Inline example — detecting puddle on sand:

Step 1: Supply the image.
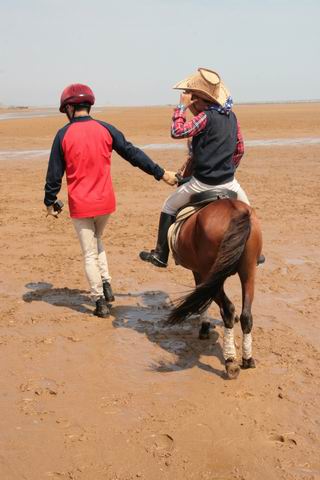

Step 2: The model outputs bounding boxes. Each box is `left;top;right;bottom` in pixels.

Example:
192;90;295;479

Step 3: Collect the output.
0;109;101;121
0;110;60;121
140;137;320;150
25;282;53;291
0;149;50;160
112;290;172;333
112;290;222;374
1;137;320;161
112;290;214;335
285;258;306;265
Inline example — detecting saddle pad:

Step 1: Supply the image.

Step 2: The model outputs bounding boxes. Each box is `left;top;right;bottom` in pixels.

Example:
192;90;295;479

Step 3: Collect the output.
168;206;201;261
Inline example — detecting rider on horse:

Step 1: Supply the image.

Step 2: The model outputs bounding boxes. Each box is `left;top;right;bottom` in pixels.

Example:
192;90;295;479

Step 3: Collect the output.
140;68;262;268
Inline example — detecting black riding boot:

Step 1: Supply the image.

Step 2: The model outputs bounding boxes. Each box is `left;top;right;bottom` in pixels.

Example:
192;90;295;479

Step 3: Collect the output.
139;212;175;268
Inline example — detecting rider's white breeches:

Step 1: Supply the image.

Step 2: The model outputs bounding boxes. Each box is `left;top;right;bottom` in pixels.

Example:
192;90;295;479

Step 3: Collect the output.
162;176;250;216
72;214;111;300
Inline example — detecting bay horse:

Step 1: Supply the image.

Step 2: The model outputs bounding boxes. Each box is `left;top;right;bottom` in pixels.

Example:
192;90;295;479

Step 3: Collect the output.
167;195;263;379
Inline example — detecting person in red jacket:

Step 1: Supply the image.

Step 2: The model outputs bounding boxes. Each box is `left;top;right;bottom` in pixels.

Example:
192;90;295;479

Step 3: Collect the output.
44;83;176;318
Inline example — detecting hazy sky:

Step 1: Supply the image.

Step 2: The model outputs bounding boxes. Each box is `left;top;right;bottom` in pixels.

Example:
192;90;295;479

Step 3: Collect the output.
0;0;319;106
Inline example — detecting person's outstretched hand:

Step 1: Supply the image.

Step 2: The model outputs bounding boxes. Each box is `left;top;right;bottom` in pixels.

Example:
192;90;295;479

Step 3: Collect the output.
162;171;178;186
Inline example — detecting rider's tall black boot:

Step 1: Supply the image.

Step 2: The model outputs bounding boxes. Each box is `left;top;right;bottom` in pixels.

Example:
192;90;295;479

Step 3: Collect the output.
139;212;175;268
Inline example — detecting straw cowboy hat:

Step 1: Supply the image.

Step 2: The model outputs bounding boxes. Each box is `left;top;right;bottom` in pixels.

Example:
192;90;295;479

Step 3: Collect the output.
173;68;230;107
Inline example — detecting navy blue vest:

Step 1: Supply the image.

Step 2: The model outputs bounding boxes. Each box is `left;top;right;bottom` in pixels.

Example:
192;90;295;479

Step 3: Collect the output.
192;109;237;185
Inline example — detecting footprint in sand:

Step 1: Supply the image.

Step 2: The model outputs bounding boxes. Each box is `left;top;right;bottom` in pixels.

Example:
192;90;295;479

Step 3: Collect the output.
269;433;297;445
146;433;175;458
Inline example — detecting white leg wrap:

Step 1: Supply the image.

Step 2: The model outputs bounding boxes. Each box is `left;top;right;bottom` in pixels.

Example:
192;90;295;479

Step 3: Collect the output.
223;327;236;360
242;333;252;360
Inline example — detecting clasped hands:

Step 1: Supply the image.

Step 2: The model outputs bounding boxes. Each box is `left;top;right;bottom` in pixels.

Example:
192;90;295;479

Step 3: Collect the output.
162;170;179;186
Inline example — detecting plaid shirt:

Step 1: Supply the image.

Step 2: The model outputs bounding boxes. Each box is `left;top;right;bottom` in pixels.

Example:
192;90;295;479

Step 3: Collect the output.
232;120;244;168
171;105;244;168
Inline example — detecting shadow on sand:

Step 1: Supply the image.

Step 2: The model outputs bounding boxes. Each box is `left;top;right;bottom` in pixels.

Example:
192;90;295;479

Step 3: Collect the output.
22;284;226;378
23;282;93;315
112;290;226;378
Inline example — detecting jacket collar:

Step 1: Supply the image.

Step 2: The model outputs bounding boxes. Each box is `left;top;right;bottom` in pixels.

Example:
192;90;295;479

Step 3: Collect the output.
71;115;92;123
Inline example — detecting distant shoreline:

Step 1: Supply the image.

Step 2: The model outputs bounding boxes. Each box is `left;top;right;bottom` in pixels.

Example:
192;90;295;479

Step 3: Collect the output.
1;99;320;110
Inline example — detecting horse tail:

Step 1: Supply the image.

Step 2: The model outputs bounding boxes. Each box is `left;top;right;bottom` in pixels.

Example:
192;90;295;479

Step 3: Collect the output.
167;210;251;324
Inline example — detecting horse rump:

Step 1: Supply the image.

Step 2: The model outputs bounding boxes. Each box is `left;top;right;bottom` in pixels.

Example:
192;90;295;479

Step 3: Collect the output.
167;210;251;324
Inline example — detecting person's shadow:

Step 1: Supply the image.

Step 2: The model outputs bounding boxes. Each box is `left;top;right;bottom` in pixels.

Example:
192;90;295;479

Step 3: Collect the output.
111;290;226;378
23;282;93;315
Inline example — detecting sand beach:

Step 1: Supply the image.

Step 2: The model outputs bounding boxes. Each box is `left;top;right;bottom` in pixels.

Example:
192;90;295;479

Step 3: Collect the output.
0;103;319;480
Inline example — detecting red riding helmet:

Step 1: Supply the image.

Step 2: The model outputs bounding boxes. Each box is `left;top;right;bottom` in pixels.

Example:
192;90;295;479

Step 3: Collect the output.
59;83;95;113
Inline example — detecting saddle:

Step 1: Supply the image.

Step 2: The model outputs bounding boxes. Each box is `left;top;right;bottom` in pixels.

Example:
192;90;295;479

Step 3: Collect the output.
168;188;237;263
186;188;237;208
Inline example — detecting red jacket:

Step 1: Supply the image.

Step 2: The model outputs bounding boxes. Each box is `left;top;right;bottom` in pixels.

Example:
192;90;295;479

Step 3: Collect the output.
44;116;164;218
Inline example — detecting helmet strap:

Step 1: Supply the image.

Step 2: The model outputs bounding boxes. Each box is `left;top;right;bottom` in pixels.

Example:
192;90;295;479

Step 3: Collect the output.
65;105;75;121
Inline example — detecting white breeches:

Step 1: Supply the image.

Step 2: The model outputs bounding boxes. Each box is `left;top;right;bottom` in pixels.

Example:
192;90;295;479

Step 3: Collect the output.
162;176;250;216
72;214;111;300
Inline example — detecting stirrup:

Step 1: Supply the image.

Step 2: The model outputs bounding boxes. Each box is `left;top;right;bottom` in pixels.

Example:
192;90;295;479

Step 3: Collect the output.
139;250;155;262
139;250;167;268
150;255;167;268
257;254;265;265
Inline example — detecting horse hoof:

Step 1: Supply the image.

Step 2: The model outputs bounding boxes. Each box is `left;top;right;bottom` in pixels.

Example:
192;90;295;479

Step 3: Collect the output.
199;322;210;340
242;357;256;369
234;315;240;323
225;358;240;380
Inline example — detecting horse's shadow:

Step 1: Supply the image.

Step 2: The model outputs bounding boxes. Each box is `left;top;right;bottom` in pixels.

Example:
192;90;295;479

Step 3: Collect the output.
112;290;226;378
23;282;93;315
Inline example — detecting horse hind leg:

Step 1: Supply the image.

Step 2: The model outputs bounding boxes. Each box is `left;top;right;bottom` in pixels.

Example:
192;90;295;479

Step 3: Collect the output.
192;271;212;340
198;307;211;339
238;209;262;369
215;287;240;379
239;265;256;370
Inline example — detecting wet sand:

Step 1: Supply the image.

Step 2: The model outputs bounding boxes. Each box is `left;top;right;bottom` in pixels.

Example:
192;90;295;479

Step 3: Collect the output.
0;103;320;479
